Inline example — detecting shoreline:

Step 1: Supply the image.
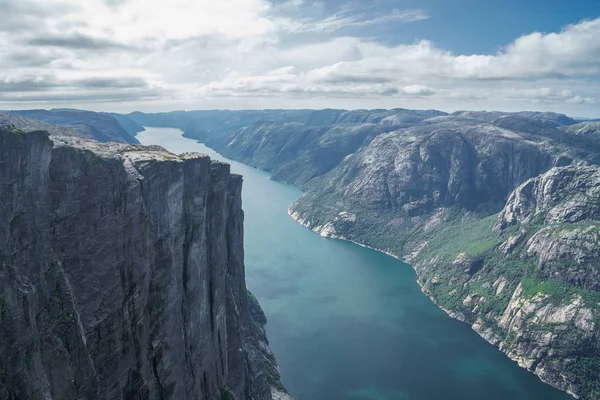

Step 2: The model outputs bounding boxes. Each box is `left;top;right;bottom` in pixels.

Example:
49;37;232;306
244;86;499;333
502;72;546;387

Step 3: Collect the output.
287;206;577;399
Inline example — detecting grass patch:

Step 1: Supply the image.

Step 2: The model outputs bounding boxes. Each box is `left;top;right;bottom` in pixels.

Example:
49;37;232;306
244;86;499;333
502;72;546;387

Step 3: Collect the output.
24;350;32;370
10;214;20;227
0;297;7;321
521;278;569;299
220;389;233;400
416;213;502;262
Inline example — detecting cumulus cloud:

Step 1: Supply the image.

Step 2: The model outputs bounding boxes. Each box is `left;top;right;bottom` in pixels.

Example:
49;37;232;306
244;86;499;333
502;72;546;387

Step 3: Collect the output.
0;0;598;114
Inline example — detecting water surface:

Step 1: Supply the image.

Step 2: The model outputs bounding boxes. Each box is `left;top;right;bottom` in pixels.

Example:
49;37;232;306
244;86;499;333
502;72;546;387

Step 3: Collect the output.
137;127;572;400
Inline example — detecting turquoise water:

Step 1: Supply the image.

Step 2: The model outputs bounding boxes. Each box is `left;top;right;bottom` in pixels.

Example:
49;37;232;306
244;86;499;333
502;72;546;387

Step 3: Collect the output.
137;127;572;400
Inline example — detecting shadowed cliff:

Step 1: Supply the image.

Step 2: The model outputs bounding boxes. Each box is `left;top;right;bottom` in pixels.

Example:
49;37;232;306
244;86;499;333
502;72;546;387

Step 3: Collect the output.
0;126;288;400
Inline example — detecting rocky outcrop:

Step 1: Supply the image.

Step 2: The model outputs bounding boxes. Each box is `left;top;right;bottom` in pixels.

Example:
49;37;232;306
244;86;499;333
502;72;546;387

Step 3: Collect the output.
317;119;593;215
497;166;600;229
0;112;82;138
410;165;600;399
8;109;139;144
470;283;597;399
565;121;600;138
0;127;286;400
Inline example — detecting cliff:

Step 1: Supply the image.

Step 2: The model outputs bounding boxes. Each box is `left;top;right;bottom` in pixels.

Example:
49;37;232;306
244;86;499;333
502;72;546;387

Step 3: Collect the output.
0;126;286;400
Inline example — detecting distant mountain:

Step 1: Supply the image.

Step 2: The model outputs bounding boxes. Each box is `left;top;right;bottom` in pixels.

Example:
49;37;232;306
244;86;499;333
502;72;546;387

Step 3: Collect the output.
0;112;82;137
564;120;600;138
107;113;145;136
124;108;448;132
8;109;139;144
452;110;578;127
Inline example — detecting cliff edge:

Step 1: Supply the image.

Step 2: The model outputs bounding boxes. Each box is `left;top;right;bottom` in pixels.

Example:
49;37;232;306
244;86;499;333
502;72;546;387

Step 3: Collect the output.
0;126;287;400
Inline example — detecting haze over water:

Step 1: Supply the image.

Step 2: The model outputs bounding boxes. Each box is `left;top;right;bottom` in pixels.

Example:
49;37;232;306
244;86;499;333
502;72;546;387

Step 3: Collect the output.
138;127;572;400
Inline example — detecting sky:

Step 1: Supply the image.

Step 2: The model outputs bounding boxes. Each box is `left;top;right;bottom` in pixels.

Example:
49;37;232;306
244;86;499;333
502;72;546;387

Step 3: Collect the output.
1;0;600;116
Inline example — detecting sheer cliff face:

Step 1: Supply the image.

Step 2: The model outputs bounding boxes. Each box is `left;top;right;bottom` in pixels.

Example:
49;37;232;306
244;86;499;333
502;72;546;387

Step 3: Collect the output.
0;128;273;400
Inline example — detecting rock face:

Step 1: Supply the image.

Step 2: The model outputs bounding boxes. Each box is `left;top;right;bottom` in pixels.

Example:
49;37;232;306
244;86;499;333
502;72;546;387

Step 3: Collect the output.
497;166;600;228
321;121;559;213
402;165;600;399
0;127;285;400
202;122;395;189
565;121;600;138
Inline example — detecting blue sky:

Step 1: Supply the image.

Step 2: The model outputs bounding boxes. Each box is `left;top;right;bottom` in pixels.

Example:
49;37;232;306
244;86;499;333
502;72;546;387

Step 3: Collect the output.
333;0;600;53
1;0;599;116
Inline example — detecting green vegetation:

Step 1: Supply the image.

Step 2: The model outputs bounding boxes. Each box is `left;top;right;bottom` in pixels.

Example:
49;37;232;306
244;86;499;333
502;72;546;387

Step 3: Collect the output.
0;297;7;321
521;278;571;300
220;389;233;400
565;357;600;398
11;127;25;135
10;213;20;227
88;154;104;166
415;213;502;261
24;350;32;370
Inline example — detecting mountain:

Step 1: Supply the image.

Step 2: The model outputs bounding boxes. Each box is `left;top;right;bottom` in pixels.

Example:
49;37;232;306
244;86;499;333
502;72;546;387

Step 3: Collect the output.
564;121;600;139
125;108;447;132
451;111;579;127
107;112;146;136
185;121;402;188
127;109;447;189
0;125;290;400
7;109;139;144
0;112;82;137
285;114;600;399
116;107;600;398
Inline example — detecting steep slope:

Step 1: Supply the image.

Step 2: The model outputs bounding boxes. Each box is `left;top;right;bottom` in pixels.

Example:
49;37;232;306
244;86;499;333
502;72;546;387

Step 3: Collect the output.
8;109;139;144
286;117;600;399
126;108;446;135
565;121;600;139
0;112;82;138
185;121;399;188
293;117;594;222
412;166;600;399
107;113;146;136
0;127;287;400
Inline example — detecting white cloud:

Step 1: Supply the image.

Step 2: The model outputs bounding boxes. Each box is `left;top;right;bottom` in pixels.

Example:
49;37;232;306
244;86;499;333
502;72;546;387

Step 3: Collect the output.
280;8;429;34
0;0;599;115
